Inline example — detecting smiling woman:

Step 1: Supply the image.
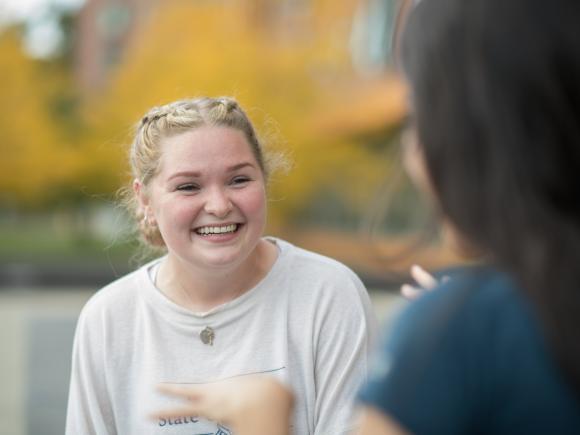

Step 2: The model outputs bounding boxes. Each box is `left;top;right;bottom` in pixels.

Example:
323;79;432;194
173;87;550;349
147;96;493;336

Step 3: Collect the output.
65;96;377;434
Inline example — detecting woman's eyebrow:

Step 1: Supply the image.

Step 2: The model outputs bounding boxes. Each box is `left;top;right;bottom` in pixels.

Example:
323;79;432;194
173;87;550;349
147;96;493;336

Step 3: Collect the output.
227;162;256;172
167;170;202;181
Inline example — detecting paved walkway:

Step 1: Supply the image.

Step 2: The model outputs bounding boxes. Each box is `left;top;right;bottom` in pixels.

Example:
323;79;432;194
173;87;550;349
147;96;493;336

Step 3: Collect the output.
0;288;405;435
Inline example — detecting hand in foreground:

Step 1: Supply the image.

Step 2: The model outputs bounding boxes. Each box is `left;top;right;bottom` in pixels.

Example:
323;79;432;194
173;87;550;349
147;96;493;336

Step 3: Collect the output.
400;264;449;300
152;376;293;435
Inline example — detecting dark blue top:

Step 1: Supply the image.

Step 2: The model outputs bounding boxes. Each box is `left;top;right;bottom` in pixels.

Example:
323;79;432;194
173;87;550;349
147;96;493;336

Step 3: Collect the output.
358;267;580;434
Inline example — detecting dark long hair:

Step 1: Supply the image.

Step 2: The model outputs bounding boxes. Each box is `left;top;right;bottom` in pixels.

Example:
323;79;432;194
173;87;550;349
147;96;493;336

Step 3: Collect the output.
401;0;580;391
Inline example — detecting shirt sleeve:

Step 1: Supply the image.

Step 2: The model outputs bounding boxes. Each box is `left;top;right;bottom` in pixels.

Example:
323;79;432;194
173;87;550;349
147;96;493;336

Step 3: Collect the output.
312;270;378;435
66;301;116;434
358;282;480;435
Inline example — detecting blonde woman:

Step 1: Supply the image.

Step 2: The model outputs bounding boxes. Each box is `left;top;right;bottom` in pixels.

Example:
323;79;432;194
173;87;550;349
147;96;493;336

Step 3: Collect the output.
65;97;376;434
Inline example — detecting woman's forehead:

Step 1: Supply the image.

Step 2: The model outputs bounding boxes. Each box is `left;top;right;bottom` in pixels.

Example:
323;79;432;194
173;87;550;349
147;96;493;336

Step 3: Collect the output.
156;127;259;175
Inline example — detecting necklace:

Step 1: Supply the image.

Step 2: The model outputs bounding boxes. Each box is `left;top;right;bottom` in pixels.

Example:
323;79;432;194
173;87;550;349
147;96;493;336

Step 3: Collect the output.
176;283;219;347
200;326;215;345
156;242;276;347
156;262;251;347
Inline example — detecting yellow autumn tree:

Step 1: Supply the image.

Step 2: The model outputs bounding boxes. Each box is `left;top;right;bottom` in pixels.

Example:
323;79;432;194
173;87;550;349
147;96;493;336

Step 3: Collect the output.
82;0;401;230
0;27;80;209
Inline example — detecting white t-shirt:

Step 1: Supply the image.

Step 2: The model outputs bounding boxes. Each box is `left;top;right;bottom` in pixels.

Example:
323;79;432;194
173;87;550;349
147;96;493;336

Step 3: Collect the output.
66;238;376;434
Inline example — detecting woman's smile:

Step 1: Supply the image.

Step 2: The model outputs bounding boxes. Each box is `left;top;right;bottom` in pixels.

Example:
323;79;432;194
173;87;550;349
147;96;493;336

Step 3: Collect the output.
192;223;244;243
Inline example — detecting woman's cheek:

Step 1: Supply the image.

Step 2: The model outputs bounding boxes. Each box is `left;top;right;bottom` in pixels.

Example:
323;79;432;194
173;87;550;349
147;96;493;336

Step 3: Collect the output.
162;197;201;226
241;187;267;216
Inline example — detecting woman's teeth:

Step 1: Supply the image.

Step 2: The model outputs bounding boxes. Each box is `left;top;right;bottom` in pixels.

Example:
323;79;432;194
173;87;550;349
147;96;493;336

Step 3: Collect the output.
196;224;238;235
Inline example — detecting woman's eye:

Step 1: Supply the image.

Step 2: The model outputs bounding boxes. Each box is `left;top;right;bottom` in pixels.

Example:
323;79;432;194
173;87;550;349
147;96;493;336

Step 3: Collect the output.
176;183;200;192
231;176;251;185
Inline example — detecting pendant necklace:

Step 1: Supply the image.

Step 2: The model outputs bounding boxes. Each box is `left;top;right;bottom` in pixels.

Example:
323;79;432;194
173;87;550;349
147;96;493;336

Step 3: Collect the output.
170;277;245;347
178;284;216;346
157;266;217;346
159;263;250;347
200;326;215;345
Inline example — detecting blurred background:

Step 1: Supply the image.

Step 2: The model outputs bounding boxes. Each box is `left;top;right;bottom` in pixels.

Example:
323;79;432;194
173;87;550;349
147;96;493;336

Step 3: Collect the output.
0;0;460;433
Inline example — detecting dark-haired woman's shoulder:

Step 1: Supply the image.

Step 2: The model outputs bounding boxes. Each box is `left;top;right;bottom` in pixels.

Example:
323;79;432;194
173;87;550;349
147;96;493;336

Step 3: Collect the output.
358;265;580;435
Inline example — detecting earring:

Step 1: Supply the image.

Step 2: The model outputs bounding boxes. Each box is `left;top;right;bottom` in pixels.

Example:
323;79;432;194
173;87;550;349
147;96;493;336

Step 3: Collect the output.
142;214;149;227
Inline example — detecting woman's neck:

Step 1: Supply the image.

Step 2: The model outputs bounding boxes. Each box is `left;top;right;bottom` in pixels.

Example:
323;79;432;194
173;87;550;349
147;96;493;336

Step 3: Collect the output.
157;239;278;312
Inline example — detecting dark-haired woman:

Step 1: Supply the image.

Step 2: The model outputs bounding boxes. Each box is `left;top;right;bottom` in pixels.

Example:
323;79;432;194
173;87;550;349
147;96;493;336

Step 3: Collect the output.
356;0;580;432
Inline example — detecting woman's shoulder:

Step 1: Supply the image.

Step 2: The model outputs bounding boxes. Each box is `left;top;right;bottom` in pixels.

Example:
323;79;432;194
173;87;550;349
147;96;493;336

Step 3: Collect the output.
419;266;523;316
268;237;371;310
78;258;159;319
393;266;531;349
269;237;376;337
271;237;363;282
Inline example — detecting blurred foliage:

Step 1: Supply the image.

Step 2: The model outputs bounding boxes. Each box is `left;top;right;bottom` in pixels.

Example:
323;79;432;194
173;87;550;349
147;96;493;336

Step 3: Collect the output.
0;0;407;233
0;222;135;264
0;27;80;208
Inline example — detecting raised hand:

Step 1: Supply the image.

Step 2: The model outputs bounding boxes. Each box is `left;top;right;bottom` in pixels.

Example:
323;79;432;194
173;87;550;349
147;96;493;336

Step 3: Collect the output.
400;264;449;300
152;376;293;435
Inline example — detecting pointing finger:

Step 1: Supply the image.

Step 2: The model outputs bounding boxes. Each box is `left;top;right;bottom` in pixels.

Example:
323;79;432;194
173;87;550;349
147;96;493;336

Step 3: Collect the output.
410;264;438;290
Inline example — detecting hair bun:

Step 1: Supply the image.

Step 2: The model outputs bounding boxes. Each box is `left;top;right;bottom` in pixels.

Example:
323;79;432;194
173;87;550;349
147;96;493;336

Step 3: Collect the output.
219;97;237;112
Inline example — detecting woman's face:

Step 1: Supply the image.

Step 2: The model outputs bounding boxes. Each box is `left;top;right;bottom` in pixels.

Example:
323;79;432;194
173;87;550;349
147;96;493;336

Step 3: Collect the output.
137;125;267;271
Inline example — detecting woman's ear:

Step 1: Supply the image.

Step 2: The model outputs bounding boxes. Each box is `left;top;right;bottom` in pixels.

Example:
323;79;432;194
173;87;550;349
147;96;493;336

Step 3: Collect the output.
133;178;144;201
134;179;158;227
133;179;148;207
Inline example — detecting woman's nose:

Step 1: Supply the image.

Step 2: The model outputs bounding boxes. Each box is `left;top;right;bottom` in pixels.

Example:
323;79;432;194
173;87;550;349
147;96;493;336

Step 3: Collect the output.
204;187;233;217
